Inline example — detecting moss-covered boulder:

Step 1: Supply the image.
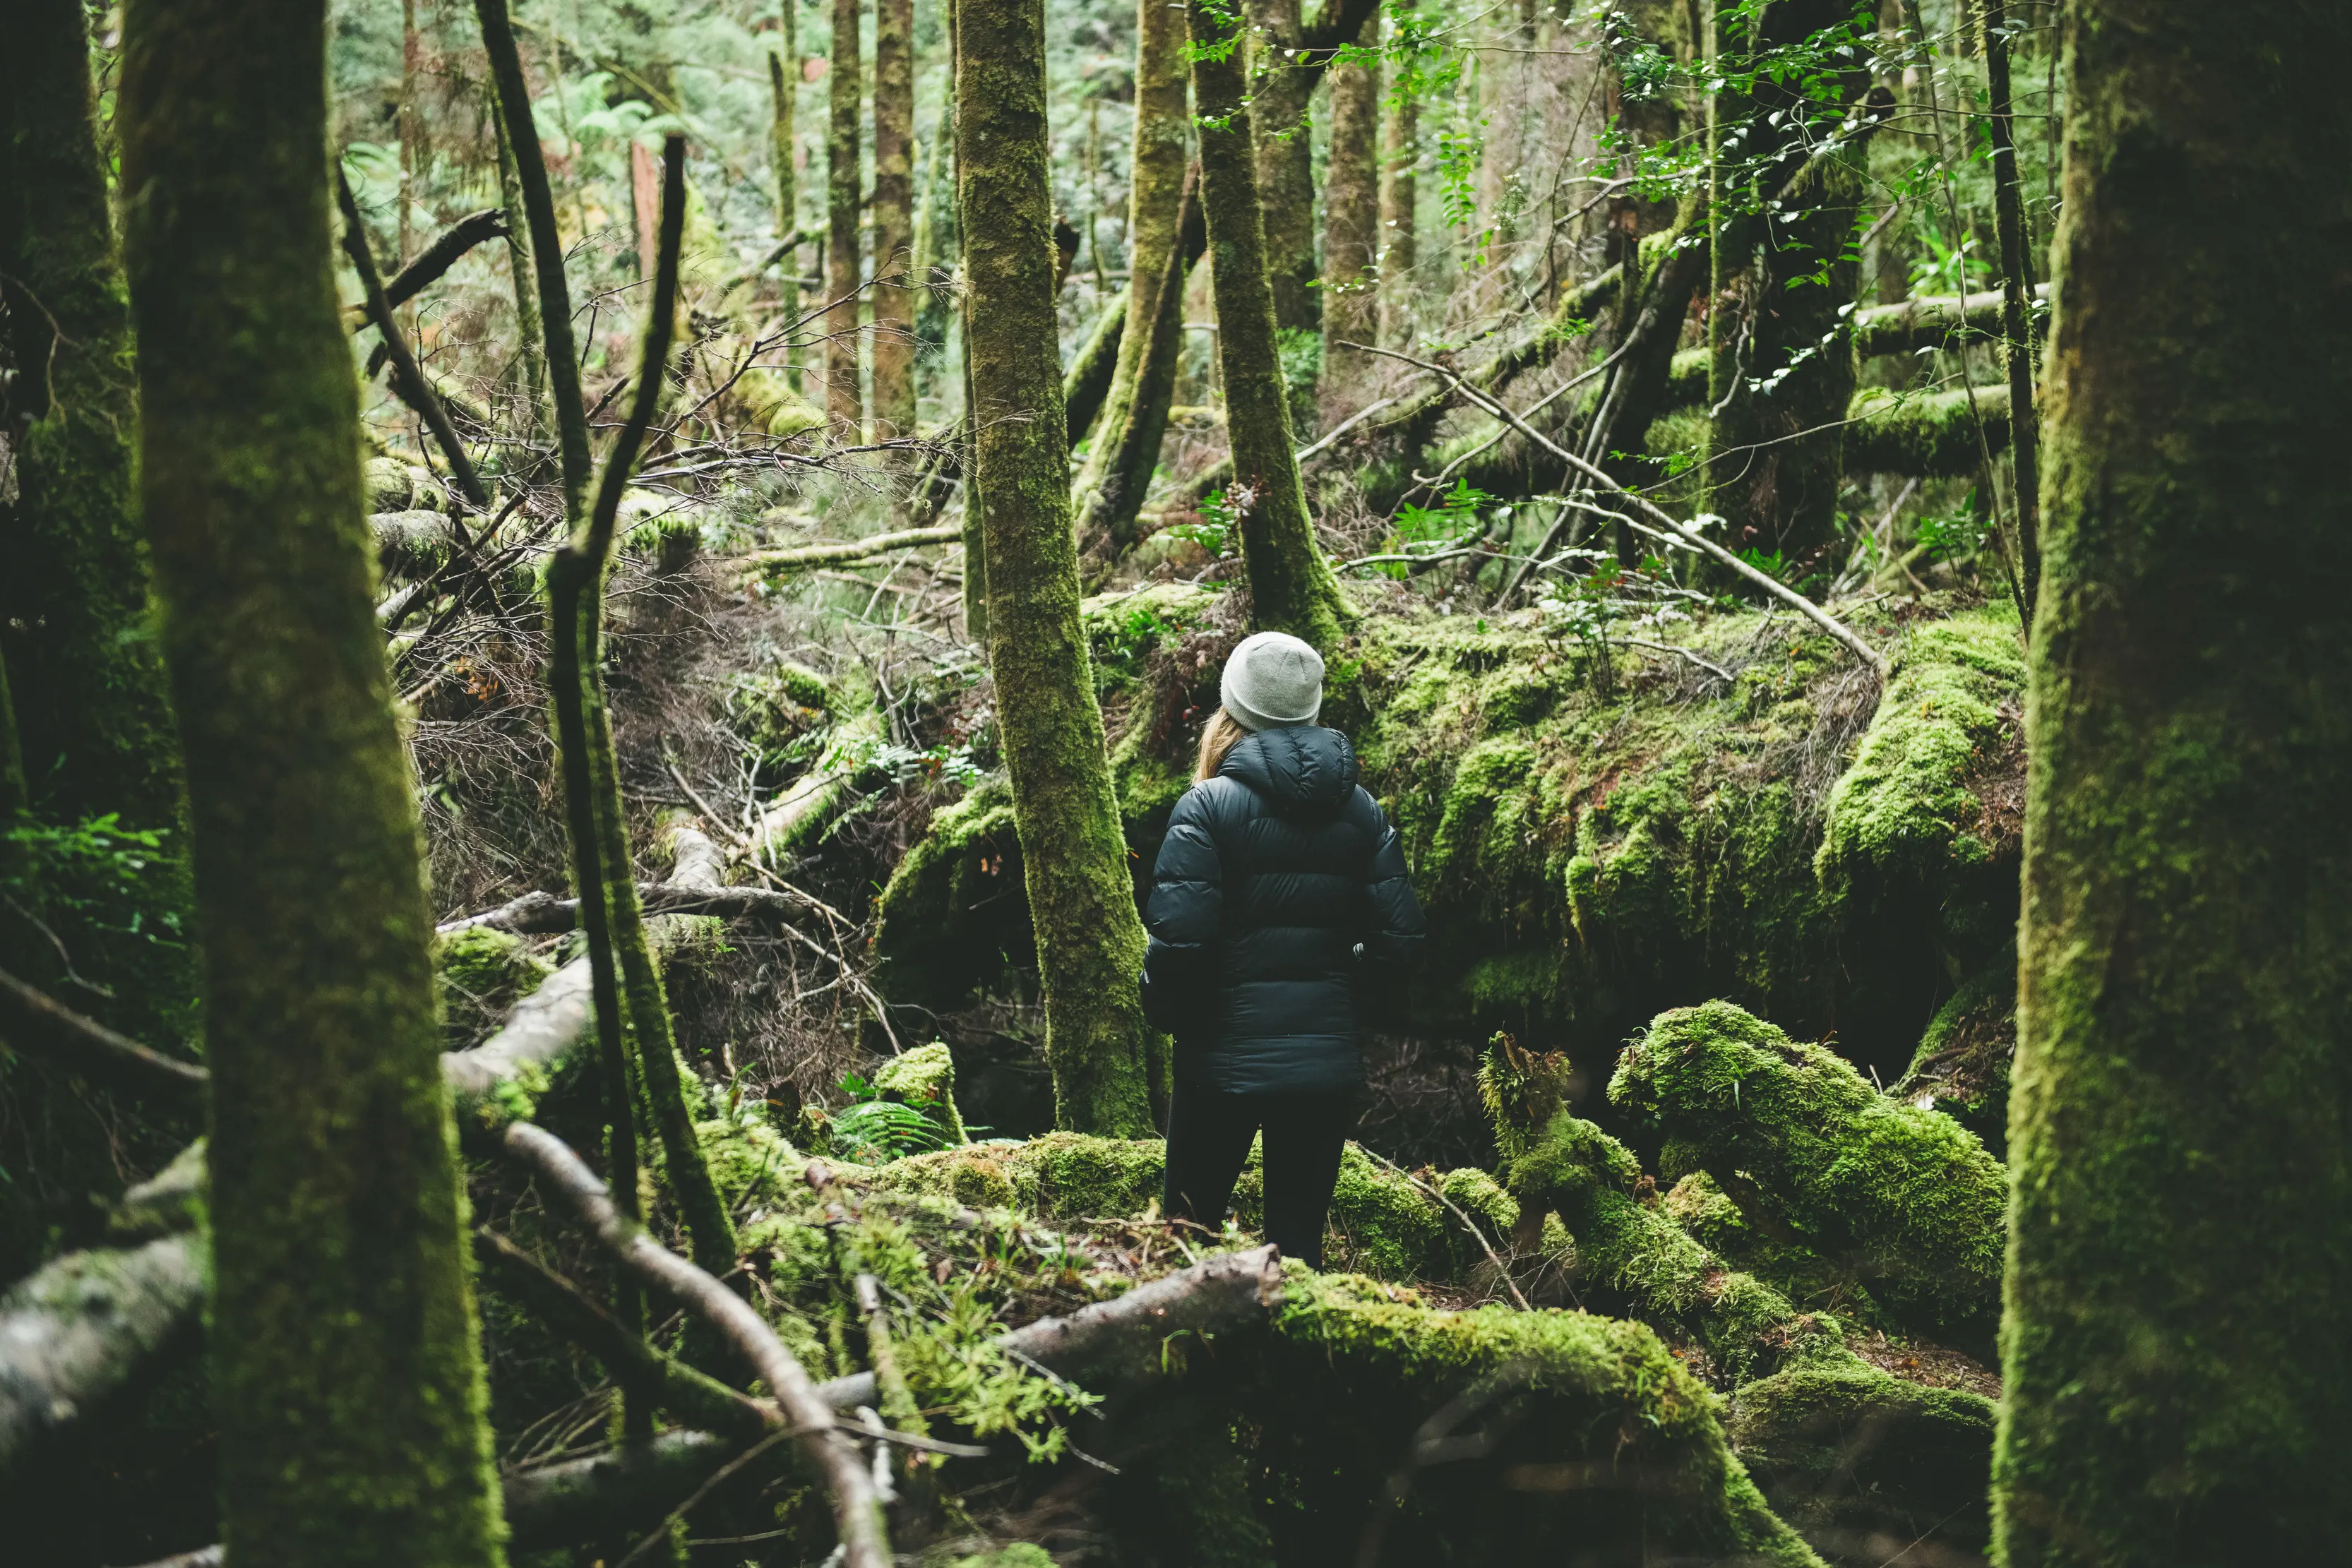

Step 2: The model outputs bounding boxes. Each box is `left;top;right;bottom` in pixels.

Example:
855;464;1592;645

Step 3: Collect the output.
1611;1000;2006;1346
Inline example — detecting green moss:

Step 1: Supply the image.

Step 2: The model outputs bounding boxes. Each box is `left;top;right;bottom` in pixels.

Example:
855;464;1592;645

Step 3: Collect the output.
873;1041;971;1145
434;926;554;1046
1612;1001;2006;1344
872;782;1027;1012
1249;1267;1827;1566
1890;955;2015;1155
1817;609;2024;915
1730;1365;1995;1556
947;1546;1058;1568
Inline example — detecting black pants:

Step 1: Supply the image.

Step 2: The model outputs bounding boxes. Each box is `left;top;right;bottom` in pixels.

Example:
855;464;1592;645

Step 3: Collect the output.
1162;1083;1357;1269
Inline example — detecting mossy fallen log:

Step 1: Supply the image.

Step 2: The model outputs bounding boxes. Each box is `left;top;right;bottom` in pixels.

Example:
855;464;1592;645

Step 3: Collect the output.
1851;283;2046;359
1611;1000;2007;1348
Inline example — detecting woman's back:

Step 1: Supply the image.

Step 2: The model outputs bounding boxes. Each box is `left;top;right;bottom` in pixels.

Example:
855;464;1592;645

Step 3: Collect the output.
1144;724;1422;1094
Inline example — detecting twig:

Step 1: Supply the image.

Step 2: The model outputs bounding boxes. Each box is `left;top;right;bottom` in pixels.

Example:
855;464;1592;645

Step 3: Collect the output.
335;170;490;509
500;1122;893;1568
1354;1146;1532;1312
0;965;208;1098
1618;638;1734;683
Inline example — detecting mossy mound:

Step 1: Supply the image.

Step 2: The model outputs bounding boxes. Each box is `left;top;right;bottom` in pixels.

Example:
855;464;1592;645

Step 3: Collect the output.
1611;1000;2006;1346
875;1041;971;1145
874;594;2025;1081
1235;1266;1828;1567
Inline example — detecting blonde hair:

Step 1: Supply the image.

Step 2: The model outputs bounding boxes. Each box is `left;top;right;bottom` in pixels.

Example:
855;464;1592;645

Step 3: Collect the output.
1194;707;1249;782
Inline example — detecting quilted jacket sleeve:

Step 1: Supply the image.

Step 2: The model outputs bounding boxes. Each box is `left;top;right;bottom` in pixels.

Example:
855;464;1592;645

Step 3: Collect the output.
1356;789;1426;969
1141;781;1226;1033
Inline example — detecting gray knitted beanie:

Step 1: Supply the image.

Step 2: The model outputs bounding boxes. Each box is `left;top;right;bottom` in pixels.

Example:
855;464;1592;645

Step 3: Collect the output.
1219;631;1325;732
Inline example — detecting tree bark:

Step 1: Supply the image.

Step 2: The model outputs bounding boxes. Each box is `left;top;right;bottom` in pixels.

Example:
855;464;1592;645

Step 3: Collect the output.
1074;0;1192;504
117;0;506;1557
0;0;193;1029
1076;168;1205;561
1977;0;2041;621
770;44;804;394
1187;0;1353;649
544;141;739;1289
1245;0;1318;346
1376;30;1417;346
828;0;865;433
870;0;917;440
1320;13;1381;381
1997;4;2352;1562
956;0;1158;1136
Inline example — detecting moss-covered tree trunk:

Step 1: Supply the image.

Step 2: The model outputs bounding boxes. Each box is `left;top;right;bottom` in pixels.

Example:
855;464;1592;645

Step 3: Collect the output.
1076;170;1203;564
1996;3;2352;1561
870;0;916;441
1377;44;1417;345
117;0;504;1560
1072;0;1190;505
1320;13;1380;383
827;0;864;433
1;0;193;1031
1245;0;1318;349
956;0;1156;1137
1187;0;1352;650
769;43;803;394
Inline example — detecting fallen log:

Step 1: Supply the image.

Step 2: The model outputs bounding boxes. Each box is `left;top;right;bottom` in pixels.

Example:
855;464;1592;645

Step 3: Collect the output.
1853;282;2048;360
0;1146;209;1475
736;521;962;576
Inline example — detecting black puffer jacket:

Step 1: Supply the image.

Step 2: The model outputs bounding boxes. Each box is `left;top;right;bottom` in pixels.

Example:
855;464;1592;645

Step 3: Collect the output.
1141;725;1425;1094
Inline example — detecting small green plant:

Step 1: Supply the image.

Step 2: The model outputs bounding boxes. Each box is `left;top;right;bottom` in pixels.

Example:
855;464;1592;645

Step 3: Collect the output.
828;1070;953;1162
1171;488;1240;558
1916;491;1995;563
4;813;186;952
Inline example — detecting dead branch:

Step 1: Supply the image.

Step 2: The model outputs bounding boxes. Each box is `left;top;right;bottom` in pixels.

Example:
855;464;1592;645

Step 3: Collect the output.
498;1121;893;1568
0;965;208;1099
342;208;511;329
336;169;490;508
438;879;836;937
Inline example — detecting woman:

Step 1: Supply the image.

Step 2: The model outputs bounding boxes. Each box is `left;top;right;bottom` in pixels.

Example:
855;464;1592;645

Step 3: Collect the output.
1141;631;1425;1267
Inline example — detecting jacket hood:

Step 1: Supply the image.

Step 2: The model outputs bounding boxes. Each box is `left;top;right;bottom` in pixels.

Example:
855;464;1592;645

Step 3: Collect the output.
1219;724;1359;818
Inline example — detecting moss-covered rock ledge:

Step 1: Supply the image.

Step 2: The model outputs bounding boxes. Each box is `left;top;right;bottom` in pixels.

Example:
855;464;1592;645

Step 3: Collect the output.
877;591;2026;1077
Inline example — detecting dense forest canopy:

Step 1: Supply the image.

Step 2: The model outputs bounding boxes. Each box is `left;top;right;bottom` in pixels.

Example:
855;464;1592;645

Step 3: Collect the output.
1;0;2344;1564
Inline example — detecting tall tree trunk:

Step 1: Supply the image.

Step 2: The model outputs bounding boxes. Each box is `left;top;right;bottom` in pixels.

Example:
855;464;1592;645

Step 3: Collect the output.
1;0;194;1039
494;109;553;450
1075;167;1204;565
870;0;916;441
1998;4;2352;1562
1697;0;1868;575
828;0;864;433
117;0;505;1560
956;0;1156;1137
1378;42;1417;345
770;41;803;394
1977;0;2041;621
1245;0;1318;406
1187;0;1353;649
1073;0;1190;503
1320;13;1380;387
